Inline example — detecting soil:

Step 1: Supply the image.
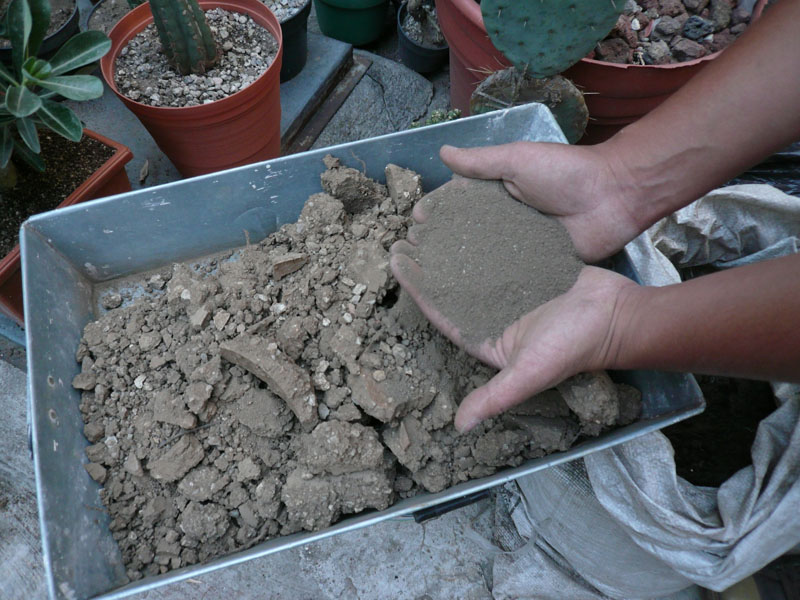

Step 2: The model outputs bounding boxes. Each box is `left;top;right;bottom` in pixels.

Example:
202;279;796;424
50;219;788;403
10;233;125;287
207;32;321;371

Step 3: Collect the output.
114;8;277;108
0;132;113;257
87;0;307;34
663;375;777;487
412;176;584;345
86;0;133;35
0;0;75;48
402;4;445;48
75;158;640;581
260;0;307;22
595;0;753;65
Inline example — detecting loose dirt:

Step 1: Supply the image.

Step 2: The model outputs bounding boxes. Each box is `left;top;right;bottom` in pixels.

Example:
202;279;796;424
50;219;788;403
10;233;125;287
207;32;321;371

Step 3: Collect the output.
413;176;584;344
75;158;640;581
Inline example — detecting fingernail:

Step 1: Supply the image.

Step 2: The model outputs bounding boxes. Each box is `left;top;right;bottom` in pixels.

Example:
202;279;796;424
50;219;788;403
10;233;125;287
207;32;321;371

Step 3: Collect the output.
456;417;479;434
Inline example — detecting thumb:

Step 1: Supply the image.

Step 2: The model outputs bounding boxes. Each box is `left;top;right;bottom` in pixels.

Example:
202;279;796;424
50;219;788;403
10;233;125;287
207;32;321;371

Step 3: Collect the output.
454;361;552;433
440;144;522;182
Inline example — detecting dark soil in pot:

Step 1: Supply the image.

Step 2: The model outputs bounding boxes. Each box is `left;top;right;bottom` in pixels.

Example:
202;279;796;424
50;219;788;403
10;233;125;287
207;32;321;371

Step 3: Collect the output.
0;132;113;257
0;0;76;46
113;8;278;107
86;0;132;34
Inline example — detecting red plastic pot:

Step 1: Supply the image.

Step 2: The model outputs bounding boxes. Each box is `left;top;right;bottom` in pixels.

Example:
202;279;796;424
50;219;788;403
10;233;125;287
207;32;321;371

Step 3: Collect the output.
0;130;133;326
435;0;509;117
101;0;283;177
435;0;766;143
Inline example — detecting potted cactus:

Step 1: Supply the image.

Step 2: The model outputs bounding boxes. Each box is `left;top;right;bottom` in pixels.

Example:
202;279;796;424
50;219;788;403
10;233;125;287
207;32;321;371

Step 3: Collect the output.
0;0;133;325
100;0;283;176
436;0;766;143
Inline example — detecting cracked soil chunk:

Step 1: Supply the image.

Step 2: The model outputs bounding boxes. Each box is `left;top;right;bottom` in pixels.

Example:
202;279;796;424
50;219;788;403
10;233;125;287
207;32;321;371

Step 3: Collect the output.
75;156;641;581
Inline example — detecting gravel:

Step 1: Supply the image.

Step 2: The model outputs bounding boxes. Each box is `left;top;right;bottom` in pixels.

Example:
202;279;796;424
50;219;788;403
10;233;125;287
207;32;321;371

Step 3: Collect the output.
260;0;307;22
114;8;278;108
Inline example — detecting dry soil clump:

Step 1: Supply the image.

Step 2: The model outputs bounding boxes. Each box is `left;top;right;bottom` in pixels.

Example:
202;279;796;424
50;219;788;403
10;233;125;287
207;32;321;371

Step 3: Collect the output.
75;158;640;581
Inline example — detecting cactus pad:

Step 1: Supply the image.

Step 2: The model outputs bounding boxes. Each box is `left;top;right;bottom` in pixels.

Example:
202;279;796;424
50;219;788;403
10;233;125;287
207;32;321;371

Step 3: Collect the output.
481;0;625;77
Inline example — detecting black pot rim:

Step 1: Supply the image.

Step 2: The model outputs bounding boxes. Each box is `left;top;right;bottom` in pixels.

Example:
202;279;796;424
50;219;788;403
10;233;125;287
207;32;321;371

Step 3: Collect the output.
280;0;313;26
397;3;448;51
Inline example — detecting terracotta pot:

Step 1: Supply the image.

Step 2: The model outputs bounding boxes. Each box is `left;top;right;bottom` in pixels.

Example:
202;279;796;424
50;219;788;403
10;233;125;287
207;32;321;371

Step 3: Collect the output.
435;0;766;143
100;0;283;177
434;0;509;116
0;130;133;326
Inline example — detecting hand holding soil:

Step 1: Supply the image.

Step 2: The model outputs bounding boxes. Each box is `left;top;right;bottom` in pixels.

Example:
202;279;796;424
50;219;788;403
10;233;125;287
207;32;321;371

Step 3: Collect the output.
439;143;644;263
390;176;637;432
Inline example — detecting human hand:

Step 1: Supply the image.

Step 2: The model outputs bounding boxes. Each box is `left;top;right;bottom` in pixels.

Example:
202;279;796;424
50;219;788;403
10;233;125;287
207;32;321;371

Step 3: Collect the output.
390;243;637;432
440;143;641;263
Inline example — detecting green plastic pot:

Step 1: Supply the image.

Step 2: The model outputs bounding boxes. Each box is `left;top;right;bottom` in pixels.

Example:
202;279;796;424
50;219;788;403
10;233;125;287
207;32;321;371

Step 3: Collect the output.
314;0;389;46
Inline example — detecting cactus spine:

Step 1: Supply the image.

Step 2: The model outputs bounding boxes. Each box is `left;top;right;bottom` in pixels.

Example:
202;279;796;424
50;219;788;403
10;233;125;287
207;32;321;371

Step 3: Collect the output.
149;0;218;75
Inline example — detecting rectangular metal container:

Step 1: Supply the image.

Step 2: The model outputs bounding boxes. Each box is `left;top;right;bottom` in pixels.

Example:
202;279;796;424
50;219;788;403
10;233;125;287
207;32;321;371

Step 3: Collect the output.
22;104;704;600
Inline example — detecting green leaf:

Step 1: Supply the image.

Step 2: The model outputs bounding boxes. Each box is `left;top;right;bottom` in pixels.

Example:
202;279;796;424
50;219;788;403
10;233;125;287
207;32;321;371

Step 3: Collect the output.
26;0;51;58
49;31;112;75
7;0;33;76
0;60;16;87
13;137;45;171
16;116;39;153
22;57;52;80
4;85;42;117
37;98;82;141
0;126;13;169
32;74;104;101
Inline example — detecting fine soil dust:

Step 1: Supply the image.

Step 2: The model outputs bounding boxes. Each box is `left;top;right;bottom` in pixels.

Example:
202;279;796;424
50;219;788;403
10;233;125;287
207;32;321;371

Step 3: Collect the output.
413;176;584;345
75;158;640;581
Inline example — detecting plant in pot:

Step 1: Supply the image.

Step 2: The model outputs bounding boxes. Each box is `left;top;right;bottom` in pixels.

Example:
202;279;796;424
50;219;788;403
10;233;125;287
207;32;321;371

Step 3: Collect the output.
1;0;81;62
0;0;133;325
86;0;309;82
436;0;766;143
99;0;283;176
397;0;448;73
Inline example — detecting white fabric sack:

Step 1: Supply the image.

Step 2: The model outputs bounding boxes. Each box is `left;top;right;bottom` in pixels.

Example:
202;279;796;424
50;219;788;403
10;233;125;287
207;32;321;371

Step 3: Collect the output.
493;185;800;599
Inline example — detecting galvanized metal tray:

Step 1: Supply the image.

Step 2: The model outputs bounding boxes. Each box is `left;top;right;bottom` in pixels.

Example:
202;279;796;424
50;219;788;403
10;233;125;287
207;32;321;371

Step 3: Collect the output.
21;104;704;600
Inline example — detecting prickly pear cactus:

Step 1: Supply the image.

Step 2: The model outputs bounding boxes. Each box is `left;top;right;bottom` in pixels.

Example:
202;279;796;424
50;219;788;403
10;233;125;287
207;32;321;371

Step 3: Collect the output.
150;0;218;75
481;0;625;77
470;70;589;143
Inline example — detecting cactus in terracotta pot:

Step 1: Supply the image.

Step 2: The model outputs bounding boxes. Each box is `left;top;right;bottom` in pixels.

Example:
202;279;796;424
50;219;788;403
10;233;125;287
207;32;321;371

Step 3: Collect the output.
480;0;625;77
149;0;218;75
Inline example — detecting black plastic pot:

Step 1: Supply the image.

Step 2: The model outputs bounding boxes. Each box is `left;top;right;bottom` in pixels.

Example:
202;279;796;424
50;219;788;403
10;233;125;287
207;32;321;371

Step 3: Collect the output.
397;3;448;74
279;0;312;82
0;0;80;63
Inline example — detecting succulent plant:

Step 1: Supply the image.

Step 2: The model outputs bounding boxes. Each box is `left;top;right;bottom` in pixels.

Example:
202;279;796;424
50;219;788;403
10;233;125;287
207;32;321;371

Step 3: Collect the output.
0;0;111;181
149;0;219;76
481;0;625;77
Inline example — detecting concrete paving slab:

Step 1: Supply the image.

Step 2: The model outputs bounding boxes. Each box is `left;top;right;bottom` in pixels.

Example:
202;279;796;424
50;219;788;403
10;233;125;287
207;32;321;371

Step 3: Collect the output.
312;50;435;149
0;360;47;600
